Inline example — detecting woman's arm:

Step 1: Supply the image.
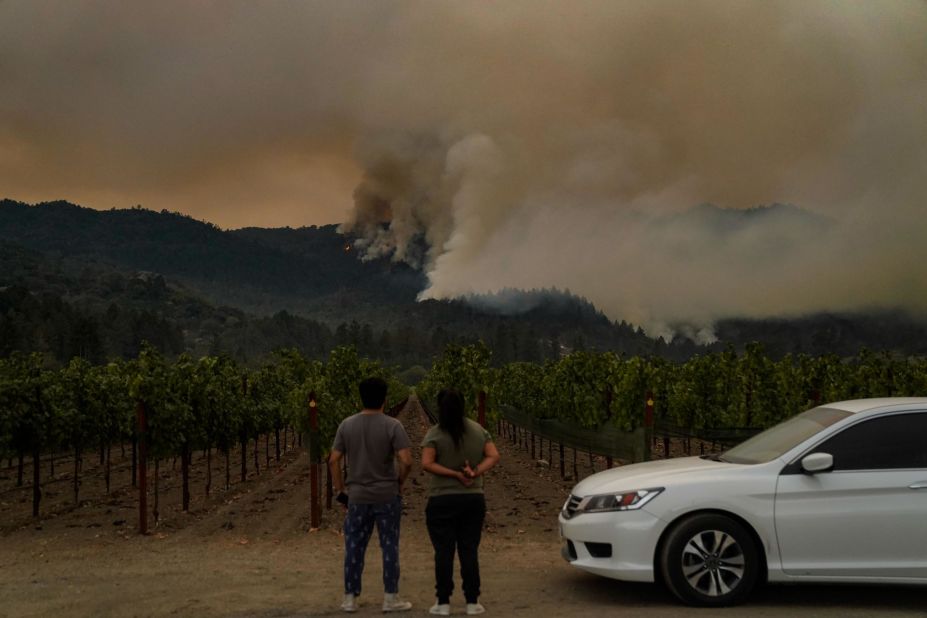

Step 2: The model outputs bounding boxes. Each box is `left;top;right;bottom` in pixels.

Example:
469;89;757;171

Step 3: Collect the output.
422;446;472;486
465;441;501;478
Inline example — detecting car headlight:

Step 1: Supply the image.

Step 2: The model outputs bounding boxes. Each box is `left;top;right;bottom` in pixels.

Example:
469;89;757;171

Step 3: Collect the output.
575;488;664;513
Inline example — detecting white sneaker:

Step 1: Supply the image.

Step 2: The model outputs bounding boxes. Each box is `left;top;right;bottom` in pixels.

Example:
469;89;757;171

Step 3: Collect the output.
429;602;451;615
382;593;412;612
341;593;358;613
466;602;486;615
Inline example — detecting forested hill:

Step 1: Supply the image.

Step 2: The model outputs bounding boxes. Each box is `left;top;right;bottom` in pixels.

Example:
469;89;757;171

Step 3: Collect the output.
3;199;927;366
0;200;666;366
0;199;423;318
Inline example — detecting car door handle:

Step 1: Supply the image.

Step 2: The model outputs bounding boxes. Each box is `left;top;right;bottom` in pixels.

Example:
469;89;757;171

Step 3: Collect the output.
909;482;927;490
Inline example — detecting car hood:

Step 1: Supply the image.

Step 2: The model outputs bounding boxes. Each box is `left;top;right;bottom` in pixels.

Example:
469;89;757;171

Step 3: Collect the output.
570;456;736;495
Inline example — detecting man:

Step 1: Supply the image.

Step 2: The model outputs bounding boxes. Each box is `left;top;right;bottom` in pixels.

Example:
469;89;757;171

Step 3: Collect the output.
330;376;414;613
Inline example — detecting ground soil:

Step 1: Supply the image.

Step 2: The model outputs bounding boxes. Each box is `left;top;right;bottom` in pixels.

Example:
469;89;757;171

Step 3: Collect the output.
1;398;924;617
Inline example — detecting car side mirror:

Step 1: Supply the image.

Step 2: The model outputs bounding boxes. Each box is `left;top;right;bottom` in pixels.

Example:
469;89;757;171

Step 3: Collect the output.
801;452;834;474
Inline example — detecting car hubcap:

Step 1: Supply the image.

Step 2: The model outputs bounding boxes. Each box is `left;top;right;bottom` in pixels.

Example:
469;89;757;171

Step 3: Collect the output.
680;529;745;597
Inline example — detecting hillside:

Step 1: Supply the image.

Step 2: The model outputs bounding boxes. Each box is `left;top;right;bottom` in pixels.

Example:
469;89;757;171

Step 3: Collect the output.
2;199;926;364
0;199;423;318
0;201;664;365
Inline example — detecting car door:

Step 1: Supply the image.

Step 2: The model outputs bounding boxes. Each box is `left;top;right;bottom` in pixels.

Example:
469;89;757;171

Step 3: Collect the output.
774;411;927;579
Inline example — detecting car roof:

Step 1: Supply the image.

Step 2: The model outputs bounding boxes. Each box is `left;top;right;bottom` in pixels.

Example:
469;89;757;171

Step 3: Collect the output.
825;397;927;414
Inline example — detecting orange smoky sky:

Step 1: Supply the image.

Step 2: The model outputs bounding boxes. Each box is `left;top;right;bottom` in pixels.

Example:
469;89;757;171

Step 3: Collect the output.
2;1;927;333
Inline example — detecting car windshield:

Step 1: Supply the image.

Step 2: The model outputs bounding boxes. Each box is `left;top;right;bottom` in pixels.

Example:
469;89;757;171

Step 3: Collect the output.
721;407;853;464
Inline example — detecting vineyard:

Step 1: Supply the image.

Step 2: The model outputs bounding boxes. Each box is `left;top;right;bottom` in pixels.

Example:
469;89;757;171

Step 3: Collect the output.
3;340;927;531
423;342;927;429
0;344;408;528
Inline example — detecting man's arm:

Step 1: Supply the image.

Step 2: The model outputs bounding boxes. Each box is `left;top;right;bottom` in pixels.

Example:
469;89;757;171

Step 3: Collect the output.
396;447;412;491
329;449;345;494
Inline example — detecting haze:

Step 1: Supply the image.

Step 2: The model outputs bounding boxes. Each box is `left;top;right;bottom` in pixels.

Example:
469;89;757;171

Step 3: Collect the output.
2;1;925;335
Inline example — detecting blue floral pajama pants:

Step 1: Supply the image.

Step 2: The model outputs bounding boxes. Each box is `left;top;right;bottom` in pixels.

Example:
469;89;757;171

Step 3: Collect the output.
343;495;403;595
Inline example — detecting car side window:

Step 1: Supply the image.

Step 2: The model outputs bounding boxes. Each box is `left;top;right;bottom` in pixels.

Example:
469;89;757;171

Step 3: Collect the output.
812;412;927;471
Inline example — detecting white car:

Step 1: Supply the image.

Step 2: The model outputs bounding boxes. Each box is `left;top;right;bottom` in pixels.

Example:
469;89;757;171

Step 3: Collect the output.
559;398;927;606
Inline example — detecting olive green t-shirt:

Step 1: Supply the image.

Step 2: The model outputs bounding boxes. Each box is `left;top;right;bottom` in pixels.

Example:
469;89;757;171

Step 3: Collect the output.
421;418;493;497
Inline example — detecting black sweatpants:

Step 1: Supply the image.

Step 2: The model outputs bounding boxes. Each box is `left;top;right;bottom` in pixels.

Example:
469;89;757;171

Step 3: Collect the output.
425;493;487;604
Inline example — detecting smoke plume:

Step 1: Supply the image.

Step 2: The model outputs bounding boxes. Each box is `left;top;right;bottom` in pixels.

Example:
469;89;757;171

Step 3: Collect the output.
2;1;925;333
337;1;927;335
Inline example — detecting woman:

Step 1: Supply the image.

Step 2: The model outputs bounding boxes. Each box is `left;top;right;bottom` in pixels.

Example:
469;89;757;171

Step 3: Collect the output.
421;389;501;616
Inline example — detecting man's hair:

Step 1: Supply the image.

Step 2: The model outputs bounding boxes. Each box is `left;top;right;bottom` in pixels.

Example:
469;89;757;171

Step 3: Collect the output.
359;376;388;410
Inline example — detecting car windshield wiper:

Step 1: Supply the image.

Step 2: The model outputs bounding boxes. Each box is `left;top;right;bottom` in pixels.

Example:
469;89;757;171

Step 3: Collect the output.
700;452;729;463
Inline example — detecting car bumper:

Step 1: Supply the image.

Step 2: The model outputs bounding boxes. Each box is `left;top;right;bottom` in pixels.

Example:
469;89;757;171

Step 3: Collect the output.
558;508;665;583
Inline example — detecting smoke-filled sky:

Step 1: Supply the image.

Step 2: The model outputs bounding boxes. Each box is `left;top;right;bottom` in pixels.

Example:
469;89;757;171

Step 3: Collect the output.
2;1;926;335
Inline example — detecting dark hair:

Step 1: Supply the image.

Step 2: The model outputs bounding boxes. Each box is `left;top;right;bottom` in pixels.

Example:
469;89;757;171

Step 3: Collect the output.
359;377;388;410
437;388;466;449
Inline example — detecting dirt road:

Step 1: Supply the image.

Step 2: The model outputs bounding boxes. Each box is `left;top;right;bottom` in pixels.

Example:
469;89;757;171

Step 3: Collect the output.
1;399;924;617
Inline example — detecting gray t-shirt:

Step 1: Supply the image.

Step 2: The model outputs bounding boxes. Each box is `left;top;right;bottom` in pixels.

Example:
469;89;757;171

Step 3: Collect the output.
332;412;411;504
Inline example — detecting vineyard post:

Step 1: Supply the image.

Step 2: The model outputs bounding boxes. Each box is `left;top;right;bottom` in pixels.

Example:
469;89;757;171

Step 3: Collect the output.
253;437;259;475
644;391;654;462
240;375;248;483
605;388;613;469
31;440;41;518
131;433;137;488
477;390;486;428
325;454;333;510
308;393;321;529
73;443;81;505
559;442;565;480
136;401;148;535
181;444;190;512
154;458;160;523
32;386;43;517
105;445;112;494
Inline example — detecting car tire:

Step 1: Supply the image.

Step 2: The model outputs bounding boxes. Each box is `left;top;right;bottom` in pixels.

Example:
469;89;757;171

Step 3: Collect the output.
659;513;760;607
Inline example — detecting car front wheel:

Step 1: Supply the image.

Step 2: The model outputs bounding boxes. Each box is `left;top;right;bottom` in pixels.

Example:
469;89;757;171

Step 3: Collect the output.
659;513;760;606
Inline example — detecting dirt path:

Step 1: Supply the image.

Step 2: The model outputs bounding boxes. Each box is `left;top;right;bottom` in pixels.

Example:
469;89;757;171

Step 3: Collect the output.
1;398;924;617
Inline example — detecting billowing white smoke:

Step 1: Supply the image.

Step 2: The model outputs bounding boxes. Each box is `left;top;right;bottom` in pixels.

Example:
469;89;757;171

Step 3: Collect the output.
337;2;927;336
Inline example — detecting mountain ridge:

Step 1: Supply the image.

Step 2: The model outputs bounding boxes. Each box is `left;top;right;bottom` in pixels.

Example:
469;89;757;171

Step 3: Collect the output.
2;198;925;364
